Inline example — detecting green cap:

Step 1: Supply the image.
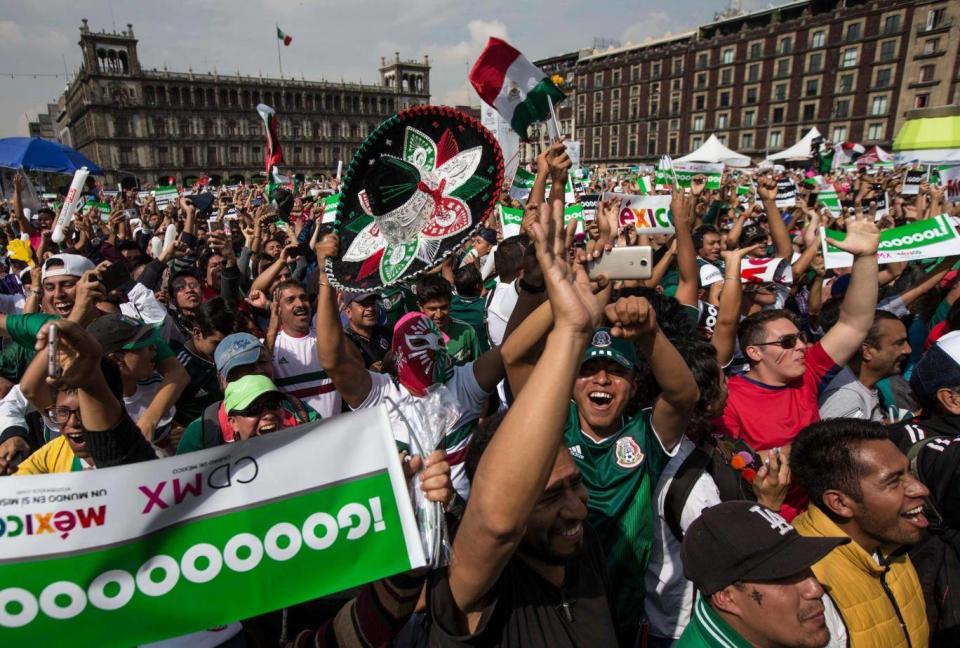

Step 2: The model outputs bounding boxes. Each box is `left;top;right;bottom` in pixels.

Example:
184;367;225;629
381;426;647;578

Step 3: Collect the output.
581;327;637;370
224;375;283;414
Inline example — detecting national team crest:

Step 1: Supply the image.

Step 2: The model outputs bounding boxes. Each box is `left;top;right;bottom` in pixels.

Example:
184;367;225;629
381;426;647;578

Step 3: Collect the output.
615;437;644;469
329;105;504;291
592;330;613;348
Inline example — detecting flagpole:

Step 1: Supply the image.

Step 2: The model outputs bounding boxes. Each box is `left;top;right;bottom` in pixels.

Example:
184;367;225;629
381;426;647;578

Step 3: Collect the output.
276;24;284;79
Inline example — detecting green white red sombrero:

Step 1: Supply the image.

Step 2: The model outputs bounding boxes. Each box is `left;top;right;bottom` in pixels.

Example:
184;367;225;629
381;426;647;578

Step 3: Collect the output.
328;105;504;291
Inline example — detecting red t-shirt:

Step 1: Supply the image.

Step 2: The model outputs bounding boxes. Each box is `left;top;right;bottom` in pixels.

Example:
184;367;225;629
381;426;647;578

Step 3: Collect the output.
717;341;839;519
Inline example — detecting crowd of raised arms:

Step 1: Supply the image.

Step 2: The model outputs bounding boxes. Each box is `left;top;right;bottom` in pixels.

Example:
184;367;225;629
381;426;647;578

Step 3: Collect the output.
1;135;960;648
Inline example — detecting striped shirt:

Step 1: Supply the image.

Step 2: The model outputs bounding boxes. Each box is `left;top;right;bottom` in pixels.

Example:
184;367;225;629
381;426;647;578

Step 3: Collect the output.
272;327;342;420
676;596;752;648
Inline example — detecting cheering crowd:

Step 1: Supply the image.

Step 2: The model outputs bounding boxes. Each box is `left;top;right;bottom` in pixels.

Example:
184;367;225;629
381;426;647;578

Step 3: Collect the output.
1;131;960;648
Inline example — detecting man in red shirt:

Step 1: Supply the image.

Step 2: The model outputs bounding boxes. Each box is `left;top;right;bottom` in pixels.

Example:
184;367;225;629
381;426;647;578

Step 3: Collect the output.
718;212;880;519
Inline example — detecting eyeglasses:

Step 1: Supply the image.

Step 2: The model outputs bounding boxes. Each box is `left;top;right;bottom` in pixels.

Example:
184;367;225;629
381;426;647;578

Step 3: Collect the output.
234;396;283;418
47;406;82;425
752;333;808;349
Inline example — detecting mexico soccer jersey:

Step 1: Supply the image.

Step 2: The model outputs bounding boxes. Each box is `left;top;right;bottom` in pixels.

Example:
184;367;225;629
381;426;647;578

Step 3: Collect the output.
563;402;675;634
271;327;342;420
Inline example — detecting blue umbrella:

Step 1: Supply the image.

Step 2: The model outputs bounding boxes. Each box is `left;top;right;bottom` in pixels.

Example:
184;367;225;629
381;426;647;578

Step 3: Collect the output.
0;137;104;175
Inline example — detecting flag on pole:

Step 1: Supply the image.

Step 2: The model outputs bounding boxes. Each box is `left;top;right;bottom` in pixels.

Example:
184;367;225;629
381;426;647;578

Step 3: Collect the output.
256;104;284;174
469;37;565;139
277;26;292;46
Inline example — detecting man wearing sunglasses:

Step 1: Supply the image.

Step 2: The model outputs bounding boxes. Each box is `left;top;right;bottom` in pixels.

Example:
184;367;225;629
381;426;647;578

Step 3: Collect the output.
718;211;880;520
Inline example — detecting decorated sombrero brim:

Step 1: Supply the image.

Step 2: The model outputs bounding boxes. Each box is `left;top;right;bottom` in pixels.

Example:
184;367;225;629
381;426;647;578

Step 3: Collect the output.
328;105;504;291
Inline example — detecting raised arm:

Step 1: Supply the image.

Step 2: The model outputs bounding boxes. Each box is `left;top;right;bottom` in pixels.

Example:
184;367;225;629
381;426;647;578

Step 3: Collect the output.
314;234;372;408
673;179;701;308
820;213;880;365
448;199;600;621
757;176;793;260
713;244;760;366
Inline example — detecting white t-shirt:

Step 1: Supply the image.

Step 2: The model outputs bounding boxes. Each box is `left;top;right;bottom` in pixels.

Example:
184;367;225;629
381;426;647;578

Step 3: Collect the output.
125;373;175;441
272;327;342;419
356;363;489;499
485;279;520;348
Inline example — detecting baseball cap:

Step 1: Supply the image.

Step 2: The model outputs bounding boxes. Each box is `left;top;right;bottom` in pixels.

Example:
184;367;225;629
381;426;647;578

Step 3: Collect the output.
910;330;960;402
699;263;723;288
87;314;157;354
581;328;638;370
42;254;95;282
738;224;767;248
477;227;498;246
682;501;848;595
344;290;379;307
224;375;283;414
215;333;264;379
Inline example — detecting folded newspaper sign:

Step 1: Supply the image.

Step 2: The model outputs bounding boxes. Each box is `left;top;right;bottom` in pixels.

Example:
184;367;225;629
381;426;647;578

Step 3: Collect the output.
821;214;960;269
0;406;424;646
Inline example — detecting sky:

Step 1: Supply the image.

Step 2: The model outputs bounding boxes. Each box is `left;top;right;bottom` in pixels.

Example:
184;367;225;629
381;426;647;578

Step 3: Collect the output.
0;0;773;137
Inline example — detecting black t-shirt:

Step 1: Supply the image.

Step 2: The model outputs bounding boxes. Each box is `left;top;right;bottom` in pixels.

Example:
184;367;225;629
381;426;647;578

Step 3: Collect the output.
427;525;618;647
344;325;390;368
170;341;223;425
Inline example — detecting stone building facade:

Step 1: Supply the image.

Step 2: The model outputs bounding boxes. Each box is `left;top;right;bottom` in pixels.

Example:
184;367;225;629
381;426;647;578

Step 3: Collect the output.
533;0;960;166
54;20;430;185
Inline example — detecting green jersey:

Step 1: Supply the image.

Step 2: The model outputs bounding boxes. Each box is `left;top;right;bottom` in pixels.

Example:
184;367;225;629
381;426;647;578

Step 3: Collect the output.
563;402;672;634
444;317;481;365
676;595;752;647
5;313;176;361
450;294;490;353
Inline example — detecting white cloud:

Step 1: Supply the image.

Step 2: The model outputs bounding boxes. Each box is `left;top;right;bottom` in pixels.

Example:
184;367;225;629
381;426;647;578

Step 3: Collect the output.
423;19;509;107
620;11;674;45
0;20;23;45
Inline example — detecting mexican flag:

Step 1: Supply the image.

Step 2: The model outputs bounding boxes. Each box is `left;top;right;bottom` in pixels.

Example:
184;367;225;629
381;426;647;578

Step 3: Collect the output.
469;37;565;139
510;168;536;201
277;26;292;46
256;103;284;174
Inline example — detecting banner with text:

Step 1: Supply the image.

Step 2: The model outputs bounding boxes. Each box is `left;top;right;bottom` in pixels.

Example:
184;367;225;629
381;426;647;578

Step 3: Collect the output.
604;193;674;233
509;168;536;201
0;407;424;646
323;193;341;224
940;165;960;202
655;162;723;189
821;214;960;269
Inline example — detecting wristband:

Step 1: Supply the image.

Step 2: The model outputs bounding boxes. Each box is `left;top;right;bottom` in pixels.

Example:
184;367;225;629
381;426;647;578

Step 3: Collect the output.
519;278;545;294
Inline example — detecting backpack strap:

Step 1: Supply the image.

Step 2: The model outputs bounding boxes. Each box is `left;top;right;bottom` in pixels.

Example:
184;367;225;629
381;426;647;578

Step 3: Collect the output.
664;448;713;543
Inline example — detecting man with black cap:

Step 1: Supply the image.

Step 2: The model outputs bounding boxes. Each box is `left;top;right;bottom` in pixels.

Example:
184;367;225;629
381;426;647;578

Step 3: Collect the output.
678;501;849;648
342;290;390;369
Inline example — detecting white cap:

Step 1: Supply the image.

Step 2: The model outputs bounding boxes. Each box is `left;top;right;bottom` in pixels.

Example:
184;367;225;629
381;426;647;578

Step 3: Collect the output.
699;263;724;287
41;254;95;282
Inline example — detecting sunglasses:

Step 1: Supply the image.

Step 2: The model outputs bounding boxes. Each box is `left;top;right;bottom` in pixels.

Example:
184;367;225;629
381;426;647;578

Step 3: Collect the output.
752;332;808;349
234;396;283;418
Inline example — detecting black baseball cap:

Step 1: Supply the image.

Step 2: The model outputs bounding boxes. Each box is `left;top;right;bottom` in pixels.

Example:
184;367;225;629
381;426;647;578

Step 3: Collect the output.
87;314;157;354
682;501;847;595
738;224;767;247
344;290;379;306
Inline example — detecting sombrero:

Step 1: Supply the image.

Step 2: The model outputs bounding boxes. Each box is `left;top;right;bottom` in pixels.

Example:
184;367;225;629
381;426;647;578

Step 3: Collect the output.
328;105;504;291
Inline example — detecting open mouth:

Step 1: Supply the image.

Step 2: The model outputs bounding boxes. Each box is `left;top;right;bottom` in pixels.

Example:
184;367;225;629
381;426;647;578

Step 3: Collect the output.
258;422;279;434
65;432;85;446
902;505;929;528
292;307;309;318
558;523;583;539
54;301;73;316
587;391;614;410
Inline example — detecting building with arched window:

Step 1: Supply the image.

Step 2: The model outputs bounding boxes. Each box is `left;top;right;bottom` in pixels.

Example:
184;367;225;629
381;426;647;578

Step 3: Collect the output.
50;20;430;184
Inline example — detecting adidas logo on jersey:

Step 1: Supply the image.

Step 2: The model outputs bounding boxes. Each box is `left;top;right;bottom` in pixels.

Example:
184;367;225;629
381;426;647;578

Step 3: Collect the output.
278;357;289;365
195;388;208;397
569;445;584;460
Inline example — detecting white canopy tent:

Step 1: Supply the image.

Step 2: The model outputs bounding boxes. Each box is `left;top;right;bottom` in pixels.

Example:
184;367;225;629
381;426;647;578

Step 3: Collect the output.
675;134;751;167
765;127;822;162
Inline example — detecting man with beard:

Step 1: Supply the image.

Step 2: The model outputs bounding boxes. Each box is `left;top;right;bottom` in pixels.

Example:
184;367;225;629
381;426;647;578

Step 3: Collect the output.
791;419;930;648
427;199;620;647
819;311;911;421
269;279;342;419
315;234;504;500
677;501;848;648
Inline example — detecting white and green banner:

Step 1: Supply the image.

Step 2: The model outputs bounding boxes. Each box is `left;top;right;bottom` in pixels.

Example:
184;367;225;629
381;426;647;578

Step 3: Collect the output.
821;214;960;269
322;193;341;224
499;204;524;238
509;168;536;201
655;162;723;189
604;193;673;233
0;407;424;646
138;186;179;208
812;176;842;217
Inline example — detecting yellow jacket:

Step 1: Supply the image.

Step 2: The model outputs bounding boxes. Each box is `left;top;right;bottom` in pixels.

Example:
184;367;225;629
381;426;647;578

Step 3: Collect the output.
15;436;86;475
793;503;928;648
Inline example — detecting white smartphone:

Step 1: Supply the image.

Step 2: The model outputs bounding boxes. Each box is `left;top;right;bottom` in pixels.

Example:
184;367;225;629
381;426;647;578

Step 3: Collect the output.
588;246;653;281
